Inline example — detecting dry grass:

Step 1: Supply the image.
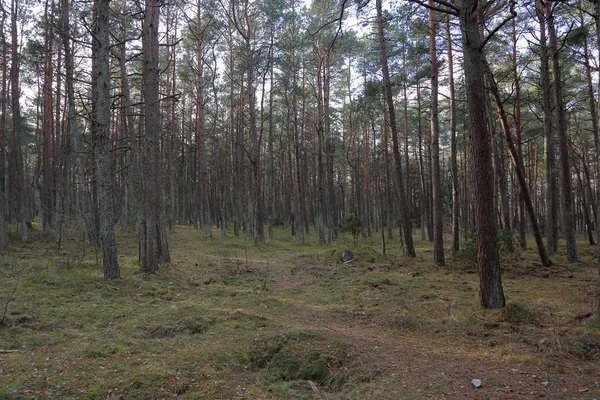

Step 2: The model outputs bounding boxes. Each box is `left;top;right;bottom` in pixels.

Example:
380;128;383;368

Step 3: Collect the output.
1;224;599;399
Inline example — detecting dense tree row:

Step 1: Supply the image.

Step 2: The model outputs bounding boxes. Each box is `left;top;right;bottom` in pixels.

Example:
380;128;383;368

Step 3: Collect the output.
0;0;598;309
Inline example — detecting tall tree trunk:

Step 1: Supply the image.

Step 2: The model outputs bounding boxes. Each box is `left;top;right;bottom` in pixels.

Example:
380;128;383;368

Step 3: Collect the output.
62;0;96;245
0;9;8;249
459;0;505;308
593;1;600;314
512;18;526;250
547;0;577;263
536;1;558;256
141;0;170;271
291;5;304;244
92;0;120;279
11;0;29;242
196;5;211;237
267;31;275;239
42;0;54;233
316;45;326;245
446;15;459;256
376;0;415;257
429;0;444;265
54;20;64;246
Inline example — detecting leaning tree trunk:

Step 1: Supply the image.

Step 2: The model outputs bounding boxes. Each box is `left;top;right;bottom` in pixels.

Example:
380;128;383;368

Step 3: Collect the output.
91;0;120;279
485;61;551;268
376;0;415;257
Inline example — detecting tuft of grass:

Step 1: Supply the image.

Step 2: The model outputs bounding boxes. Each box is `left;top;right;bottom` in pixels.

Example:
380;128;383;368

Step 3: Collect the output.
496;301;538;325
248;330;352;390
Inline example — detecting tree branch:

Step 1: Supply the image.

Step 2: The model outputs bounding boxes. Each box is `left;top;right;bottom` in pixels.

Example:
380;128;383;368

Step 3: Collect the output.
480;1;517;51
406;0;459;16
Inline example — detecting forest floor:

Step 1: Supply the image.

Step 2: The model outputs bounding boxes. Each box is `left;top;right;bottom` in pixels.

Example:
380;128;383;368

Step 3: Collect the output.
0;224;599;399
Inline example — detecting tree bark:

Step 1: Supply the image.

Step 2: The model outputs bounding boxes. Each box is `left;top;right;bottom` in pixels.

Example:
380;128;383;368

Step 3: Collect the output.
42;0;54;233
546;0;577;263
459;0;505;308
92;0;120;279
376;0;415;257
0;9;8;249
536;0;558;257
11;0;29;242
429;0;444;265
196;4;211;238
141;0;170;272
485;61;551;268
446;15;459;256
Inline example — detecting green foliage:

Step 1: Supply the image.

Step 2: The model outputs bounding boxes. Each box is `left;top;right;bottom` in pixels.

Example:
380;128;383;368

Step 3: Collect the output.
272;216;284;228
338;214;362;247
249;331;350;389
496;302;537;325
453;230;521;270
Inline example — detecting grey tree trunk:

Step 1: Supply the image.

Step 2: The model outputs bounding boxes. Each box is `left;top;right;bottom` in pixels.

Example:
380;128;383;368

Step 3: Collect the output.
536;1;558;256
62;0;97;246
546;0;577;263
141;0;170;272
0;10;8;249
446;15;459;256
429;0;445;266
196;4;211;238
593;0;600;319
11;0;29;242
91;0;120;279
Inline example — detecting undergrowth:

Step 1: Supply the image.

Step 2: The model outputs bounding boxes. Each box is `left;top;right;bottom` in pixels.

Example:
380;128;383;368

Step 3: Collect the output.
0;223;598;398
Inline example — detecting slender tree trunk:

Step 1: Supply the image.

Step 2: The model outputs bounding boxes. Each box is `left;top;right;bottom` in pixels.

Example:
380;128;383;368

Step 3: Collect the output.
536;1;558;256
291;6;304;244
485;62;551;267
62;0;96;244
512;19;526;250
459;0;505;308
54;22;64;246
141;0;169;271
376;0;415;257
547;0;577;263
268;32;275;239
0;9;8;249
446;15;459;256
593;2;600;309
11;0;28;242
316;45;326;245
429;0;444;265
42;0;54;233
196;5;211;238
92;0;120;279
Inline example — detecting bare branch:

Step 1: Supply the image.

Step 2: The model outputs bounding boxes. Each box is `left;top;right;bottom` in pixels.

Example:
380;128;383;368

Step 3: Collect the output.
406;0;459;16
480;1;517;51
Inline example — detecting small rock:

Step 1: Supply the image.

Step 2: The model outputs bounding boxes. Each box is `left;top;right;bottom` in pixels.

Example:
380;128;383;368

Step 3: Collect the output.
472;379;483;388
542;381;549;387
340;250;353;263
